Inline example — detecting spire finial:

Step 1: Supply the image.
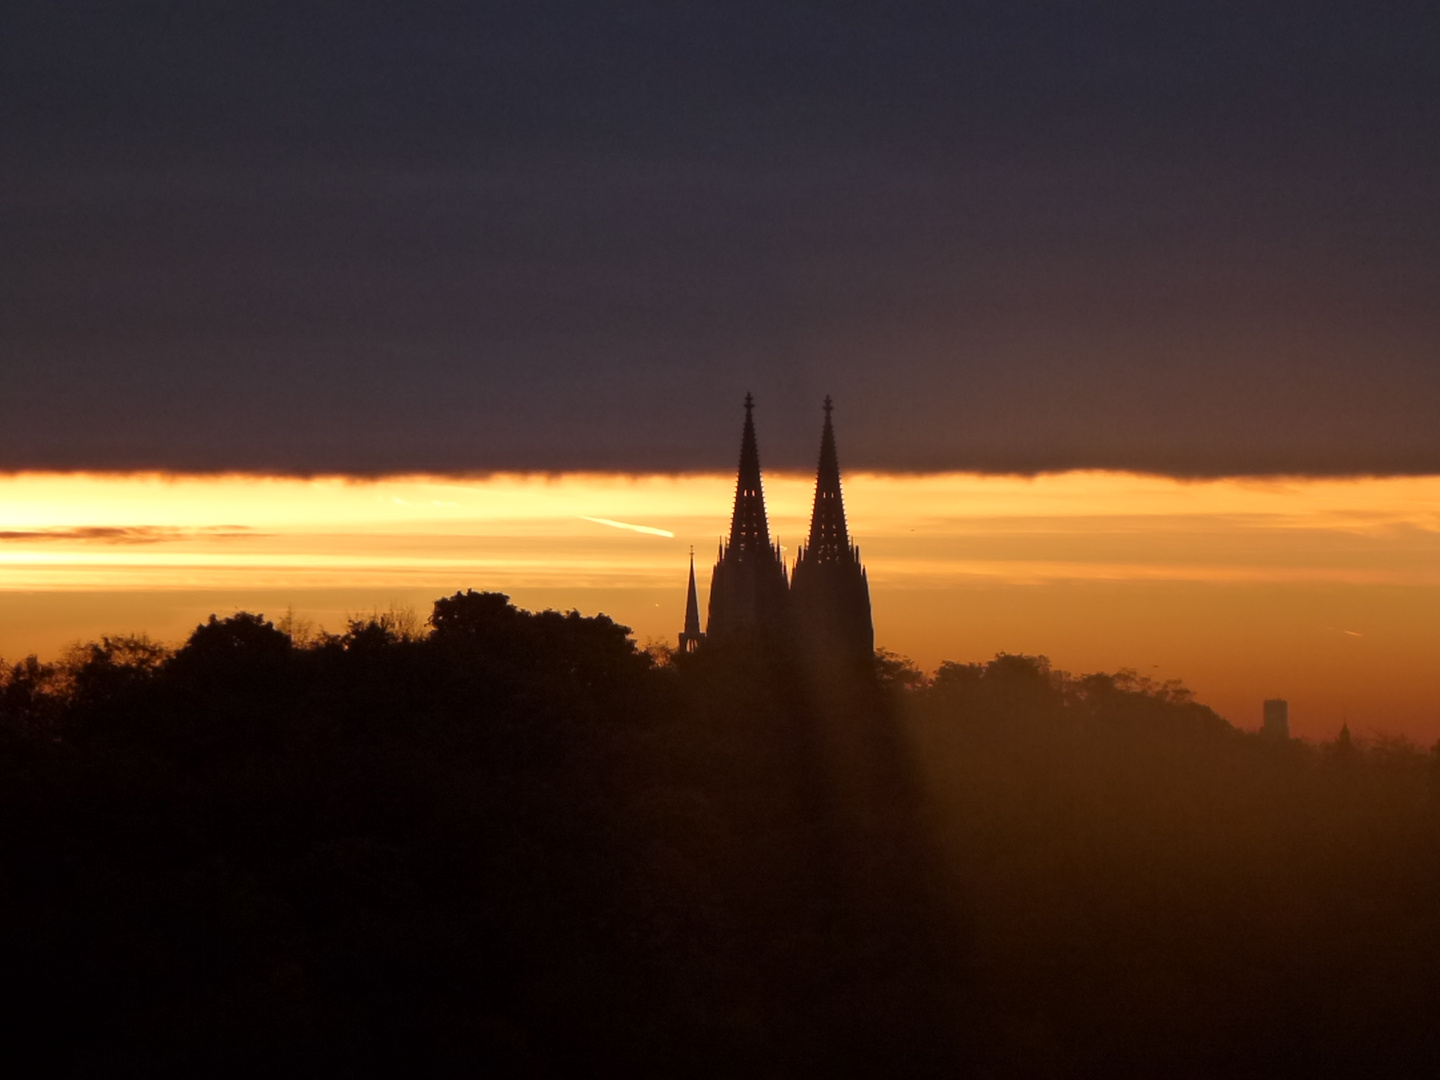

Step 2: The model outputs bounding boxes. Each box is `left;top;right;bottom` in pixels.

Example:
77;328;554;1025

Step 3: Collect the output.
823;394;833;419
744;391;754;414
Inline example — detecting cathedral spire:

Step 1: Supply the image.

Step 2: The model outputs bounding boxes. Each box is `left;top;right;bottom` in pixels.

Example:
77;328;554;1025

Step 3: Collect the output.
805;394;852;563
705;394;790;645
728;391;773;557
789;396;873;666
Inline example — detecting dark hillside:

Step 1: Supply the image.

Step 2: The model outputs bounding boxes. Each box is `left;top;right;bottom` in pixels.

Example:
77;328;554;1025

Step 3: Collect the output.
2;597;1438;1076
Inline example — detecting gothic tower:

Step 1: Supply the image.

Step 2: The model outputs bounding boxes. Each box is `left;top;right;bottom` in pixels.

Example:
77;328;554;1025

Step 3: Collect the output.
677;548;705;653
705;393;790;645
789;397;874;666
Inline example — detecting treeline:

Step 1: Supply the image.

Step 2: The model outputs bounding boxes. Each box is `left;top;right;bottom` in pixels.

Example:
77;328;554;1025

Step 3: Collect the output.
2;594;1439;1076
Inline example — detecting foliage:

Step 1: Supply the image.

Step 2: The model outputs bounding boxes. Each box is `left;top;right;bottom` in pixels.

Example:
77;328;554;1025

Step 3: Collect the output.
1;601;1438;1074
873;646;926;690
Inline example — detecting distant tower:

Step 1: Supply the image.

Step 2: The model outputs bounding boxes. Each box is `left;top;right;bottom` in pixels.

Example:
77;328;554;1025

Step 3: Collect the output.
678;548;705;653
789;396;874;666
705;394;790;645
1262;698;1290;739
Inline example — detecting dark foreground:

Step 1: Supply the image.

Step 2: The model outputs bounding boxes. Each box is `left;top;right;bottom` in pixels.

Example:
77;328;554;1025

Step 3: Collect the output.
3;594;1439;1077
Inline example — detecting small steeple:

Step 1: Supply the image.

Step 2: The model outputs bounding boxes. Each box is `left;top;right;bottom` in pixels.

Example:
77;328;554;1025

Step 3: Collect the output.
678;548;704;653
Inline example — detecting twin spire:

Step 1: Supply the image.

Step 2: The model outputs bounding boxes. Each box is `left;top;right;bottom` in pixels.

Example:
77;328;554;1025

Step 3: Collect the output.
727;392;775;558
801;395;852;565
684;395;873;662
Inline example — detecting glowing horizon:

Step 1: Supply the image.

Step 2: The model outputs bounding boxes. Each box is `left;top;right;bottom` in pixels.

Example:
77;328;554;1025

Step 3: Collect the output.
2;469;1438;741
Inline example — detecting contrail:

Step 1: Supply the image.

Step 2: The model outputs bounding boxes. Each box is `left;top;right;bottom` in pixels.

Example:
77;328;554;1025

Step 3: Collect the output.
581;517;675;538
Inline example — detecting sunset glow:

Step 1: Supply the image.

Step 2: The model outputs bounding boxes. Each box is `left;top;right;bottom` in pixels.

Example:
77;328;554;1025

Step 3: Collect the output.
2;470;1438;739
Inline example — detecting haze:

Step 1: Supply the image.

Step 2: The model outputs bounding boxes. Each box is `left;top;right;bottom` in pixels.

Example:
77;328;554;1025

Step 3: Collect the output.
2;469;1437;741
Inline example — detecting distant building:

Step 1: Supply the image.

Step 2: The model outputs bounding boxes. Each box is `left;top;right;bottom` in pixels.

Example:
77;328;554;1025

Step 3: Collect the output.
683;394;874;667
704;393;791;646
1262;698;1290;739
789;396;874;667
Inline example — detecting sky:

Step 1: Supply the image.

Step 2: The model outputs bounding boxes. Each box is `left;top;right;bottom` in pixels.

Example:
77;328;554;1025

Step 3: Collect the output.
3;1;1438;474
2;5;1439;737
2;470;1439;741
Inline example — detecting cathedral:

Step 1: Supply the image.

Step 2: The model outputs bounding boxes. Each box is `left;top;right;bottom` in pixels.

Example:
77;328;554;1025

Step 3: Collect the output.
678;394;874;666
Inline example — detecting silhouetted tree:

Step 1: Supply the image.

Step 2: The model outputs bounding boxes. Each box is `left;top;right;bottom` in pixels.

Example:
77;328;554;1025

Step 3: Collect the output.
67;634;169;707
172;611;291;672
873;647;926;691
0;654;67;736
2;604;1439;1075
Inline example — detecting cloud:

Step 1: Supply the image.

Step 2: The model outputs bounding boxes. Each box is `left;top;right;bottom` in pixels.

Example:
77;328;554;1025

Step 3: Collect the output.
0;526;256;544
3;5;1437;478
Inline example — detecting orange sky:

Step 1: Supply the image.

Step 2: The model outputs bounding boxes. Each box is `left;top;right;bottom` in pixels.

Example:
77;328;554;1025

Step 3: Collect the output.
1;470;1437;741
